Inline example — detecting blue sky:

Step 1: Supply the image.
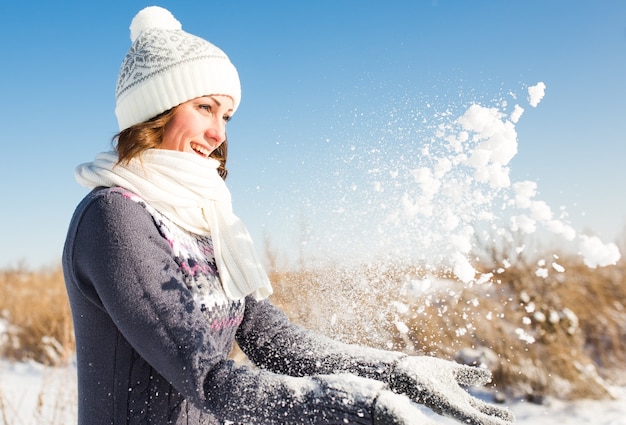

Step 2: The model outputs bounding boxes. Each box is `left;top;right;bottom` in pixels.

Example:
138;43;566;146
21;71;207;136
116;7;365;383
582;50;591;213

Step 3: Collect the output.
1;0;625;269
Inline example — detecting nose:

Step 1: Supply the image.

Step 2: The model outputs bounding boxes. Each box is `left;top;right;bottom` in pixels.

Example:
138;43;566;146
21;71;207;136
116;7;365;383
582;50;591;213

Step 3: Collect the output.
205;116;226;145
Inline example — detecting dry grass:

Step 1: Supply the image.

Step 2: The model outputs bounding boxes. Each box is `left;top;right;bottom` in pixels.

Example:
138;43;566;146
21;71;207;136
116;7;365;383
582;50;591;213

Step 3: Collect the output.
1;240;625;404
269;249;626;402
396;257;626;401
0;265;74;366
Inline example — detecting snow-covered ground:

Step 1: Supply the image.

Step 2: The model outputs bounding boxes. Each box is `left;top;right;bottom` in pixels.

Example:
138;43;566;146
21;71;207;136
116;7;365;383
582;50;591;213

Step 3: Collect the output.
1;359;625;424
0;360;77;424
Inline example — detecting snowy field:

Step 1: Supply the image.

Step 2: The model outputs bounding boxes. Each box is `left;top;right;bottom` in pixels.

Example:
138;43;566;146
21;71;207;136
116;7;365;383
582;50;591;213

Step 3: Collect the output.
1;359;625;424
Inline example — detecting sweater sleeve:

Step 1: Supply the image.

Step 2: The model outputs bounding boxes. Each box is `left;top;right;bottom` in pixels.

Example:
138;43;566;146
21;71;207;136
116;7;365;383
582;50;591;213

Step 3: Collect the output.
236;297;406;382
63;189;388;424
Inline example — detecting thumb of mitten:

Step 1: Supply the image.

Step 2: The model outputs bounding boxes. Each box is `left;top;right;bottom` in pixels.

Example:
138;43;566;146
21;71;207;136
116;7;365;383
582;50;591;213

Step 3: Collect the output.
452;363;493;387
373;391;438;425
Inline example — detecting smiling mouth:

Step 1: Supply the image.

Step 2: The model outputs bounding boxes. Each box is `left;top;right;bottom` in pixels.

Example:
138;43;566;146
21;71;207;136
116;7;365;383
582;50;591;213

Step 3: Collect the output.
190;142;211;158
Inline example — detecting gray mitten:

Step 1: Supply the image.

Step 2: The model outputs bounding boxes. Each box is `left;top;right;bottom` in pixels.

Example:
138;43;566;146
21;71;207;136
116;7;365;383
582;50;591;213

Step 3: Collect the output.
305;374;433;425
373;391;438;425
389;356;515;425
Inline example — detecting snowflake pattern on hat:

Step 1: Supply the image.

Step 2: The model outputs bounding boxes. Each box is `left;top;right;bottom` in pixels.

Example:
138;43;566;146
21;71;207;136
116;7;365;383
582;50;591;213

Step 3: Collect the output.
115;28;228;100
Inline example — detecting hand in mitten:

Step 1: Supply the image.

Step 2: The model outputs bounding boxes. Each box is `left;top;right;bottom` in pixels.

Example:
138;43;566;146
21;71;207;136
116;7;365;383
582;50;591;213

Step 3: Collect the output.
389;356;515;425
307;374;441;425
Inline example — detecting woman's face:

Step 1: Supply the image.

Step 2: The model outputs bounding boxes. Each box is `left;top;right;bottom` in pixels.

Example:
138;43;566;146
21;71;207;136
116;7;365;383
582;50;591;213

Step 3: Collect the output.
159;95;233;158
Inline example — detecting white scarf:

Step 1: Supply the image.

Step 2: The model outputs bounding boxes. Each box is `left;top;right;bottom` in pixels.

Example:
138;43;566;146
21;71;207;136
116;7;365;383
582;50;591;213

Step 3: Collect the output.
74;149;273;301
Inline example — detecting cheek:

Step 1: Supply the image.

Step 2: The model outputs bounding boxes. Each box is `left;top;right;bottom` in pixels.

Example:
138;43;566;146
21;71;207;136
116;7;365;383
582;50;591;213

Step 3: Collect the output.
161;122;188;151
159;129;177;150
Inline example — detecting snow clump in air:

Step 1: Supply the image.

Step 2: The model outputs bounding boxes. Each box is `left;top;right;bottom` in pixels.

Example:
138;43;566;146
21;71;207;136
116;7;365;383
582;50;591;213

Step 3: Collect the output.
578;235;621;268
527;82;546;107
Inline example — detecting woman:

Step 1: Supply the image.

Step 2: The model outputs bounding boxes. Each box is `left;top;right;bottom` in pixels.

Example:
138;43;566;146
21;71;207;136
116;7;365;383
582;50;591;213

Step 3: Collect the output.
63;6;515;425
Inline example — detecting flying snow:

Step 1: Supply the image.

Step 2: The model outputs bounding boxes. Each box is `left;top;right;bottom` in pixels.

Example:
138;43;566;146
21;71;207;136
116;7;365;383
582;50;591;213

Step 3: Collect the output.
405;81;620;280
527;82;546;107
300;81;620;282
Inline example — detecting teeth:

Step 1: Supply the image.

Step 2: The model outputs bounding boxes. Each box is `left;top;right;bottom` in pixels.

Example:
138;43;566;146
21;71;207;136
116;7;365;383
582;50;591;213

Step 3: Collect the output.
190;142;210;157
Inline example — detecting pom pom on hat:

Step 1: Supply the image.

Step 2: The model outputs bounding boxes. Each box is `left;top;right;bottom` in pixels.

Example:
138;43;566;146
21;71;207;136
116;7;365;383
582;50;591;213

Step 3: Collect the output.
129;6;181;42
115;6;241;131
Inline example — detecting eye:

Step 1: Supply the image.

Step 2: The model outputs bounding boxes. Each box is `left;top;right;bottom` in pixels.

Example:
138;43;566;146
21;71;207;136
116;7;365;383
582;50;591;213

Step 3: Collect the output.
199;104;212;113
223;114;232;123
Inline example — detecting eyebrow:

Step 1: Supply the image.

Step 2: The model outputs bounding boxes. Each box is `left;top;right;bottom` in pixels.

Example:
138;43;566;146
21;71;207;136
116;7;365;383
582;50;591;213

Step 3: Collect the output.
206;95;234;112
207;95;221;106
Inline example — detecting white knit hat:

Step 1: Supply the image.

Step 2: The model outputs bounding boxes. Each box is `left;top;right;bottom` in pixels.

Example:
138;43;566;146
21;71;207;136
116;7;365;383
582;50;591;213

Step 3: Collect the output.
115;6;241;131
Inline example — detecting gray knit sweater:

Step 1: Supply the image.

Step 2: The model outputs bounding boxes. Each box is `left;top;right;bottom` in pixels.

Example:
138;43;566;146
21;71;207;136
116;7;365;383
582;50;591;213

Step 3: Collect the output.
62;187;405;424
